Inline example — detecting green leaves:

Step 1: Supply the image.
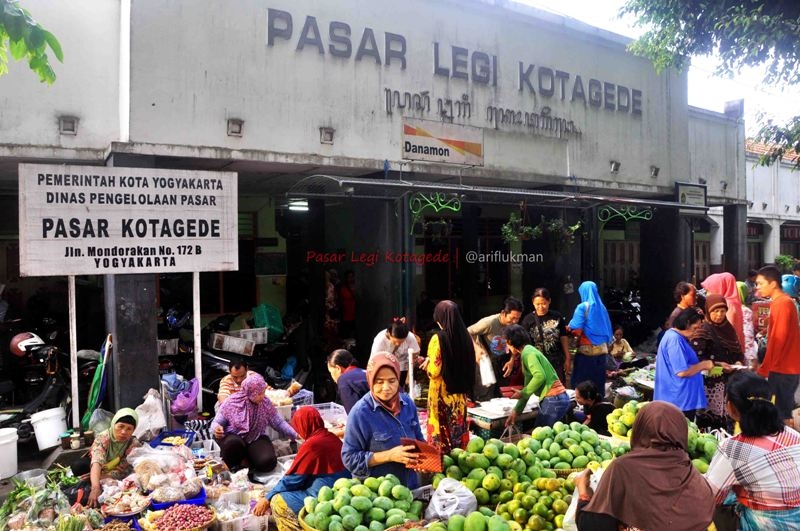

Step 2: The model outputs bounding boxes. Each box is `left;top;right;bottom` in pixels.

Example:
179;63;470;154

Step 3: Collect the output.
0;0;62;84
621;0;800;167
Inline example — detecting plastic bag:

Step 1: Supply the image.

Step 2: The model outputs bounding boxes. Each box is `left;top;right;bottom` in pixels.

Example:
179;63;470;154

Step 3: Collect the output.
170;378;199;416
134;388;167;441
563;468;605;531
479;354;496;387
424;478;477;521
88;408;114;433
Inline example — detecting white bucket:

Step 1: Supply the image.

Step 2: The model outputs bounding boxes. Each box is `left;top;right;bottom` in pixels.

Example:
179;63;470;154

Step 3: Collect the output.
30;407;68;451
0;427;19;479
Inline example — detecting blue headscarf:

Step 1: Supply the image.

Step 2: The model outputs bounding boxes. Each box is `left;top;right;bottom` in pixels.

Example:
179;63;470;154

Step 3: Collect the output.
781;274;800;297
568;281;614;344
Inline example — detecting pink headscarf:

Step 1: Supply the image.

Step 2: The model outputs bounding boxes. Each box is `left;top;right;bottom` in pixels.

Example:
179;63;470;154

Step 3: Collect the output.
701;272;745;351
217;373;270;443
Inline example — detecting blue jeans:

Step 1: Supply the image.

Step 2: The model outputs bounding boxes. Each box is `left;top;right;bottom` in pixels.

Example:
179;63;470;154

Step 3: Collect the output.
535;392;571;427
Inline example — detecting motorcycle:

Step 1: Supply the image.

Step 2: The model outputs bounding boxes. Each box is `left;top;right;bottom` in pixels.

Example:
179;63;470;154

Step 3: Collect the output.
604;287;647;346
0;333;70;444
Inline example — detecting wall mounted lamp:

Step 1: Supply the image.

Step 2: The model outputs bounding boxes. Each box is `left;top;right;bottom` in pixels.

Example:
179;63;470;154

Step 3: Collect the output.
227;118;243;137
650;165;660;178
786;205;791;212
698;177;707;185
762;202;768;210
720;180;728;191
609;160;621;173
796;206;800;213
747;201;754;209
59;116;78;135
288;199;309;212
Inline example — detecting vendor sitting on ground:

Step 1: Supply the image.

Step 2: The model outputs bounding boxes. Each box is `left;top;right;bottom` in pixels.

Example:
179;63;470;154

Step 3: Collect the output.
253;407;350;528
71;408;142;507
341;352;425;488
212;373;297;473
573;380;616;436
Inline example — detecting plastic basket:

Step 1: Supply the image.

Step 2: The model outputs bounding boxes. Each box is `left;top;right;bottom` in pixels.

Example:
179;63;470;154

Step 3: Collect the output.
150;430;195;448
150;487;206;511
292;389;314;408
311;402;347;426
298;509;315;531
412;485;433;502
210;333;256;356
191;439;221;460
227;328;268;345
401;437;443;473
252;304;284;342
104;515;142;530
275;404;292;421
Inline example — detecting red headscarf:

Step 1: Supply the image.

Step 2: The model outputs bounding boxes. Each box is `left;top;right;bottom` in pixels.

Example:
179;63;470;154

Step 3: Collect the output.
366;352;402;416
284;406;346;476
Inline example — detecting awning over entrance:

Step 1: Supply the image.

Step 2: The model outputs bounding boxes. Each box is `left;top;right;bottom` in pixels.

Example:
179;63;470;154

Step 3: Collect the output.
286;174;710;212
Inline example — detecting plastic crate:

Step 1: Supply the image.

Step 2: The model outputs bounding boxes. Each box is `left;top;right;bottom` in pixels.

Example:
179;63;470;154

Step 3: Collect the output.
291;389;314;408
412;485;433;502
311;402;347;426
275;403;292;421
210;333;256;356
150;429;195;448
191;439;221;459
157;338;179;356
227;328;268;345
150;486;206;511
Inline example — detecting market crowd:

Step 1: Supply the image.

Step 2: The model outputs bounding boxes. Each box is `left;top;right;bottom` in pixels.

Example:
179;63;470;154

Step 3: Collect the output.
45;264;800;531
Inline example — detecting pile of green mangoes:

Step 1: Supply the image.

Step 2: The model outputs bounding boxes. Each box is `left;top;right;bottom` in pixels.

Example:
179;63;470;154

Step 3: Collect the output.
607;400;649;438
428;510;510;531
496;476;575;531
687;423;719;473
430;424;629;515
301;474;422;531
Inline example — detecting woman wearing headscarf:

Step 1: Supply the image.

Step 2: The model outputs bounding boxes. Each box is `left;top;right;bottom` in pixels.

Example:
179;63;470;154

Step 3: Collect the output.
701;272;745;351
426;300;475;453
568;281;614;393
212;373;297;473
705;371;800;530
253;407;350;529
71;408;142;507
736;281;758;368
575;401;715;531
690;294;744;430
780;274;800;322
341;353;425;488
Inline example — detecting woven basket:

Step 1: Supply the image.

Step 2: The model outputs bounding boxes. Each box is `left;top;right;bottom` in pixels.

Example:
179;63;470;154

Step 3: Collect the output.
298;509;316;531
610;432;631;443
545;467;583;478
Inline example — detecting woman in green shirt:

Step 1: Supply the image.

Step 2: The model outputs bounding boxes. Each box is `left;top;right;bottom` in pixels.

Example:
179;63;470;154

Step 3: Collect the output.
503;325;570;428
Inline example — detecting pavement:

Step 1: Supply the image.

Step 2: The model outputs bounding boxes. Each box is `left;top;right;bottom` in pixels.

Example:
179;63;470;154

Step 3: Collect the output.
0;440;87;502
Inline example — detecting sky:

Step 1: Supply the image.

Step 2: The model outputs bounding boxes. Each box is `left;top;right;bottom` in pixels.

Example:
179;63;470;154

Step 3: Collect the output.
516;0;797;136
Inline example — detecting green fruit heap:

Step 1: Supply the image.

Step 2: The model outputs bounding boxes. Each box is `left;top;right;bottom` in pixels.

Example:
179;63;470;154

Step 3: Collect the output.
687;422;718;473
529;421;629;470
302;474;421;531
495;476;575;531
430;510;511;531
606;400;649;439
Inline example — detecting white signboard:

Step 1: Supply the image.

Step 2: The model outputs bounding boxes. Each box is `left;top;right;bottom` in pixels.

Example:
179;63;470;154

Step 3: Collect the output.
675;182;707;216
403;119;484;166
19;164;238;276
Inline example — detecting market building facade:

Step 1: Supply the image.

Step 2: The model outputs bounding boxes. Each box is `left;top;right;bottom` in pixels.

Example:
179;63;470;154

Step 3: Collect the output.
0;0;745;407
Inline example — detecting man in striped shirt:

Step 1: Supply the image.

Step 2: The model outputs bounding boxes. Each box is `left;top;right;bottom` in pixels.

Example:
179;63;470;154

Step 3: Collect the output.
217;360;257;404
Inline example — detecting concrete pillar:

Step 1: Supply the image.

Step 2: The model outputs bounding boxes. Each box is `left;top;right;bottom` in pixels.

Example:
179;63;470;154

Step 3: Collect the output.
764;220;782;265
104;154;160;410
723;204;747;277
460;205;480;326
640;208;686;329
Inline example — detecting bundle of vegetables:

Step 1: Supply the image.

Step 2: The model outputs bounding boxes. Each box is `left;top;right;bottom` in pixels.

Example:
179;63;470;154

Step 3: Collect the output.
47;464;80;488
1;482;71;531
56;514;88;531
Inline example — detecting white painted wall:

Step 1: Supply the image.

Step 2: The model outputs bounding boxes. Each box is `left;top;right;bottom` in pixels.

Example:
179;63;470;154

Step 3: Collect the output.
0;0;120;151
688;109;744;202
127;0;689;188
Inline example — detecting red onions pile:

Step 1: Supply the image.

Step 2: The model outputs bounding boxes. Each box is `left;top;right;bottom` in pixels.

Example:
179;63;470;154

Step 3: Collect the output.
154;504;214;531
